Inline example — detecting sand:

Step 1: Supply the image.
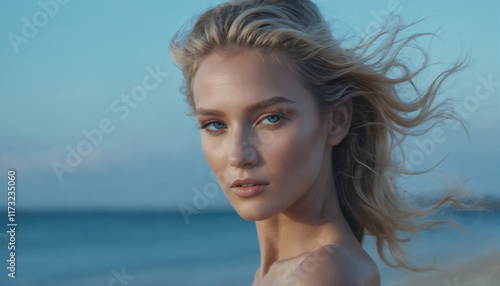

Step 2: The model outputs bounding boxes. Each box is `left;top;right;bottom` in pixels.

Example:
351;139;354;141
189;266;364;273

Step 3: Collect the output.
398;252;500;286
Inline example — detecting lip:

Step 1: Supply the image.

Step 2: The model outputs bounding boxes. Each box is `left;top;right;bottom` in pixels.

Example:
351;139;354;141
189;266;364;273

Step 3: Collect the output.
232;184;268;198
230;178;269;198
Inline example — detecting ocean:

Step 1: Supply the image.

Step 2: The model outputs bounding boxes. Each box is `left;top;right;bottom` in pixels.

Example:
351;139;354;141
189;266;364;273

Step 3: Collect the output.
0;210;498;286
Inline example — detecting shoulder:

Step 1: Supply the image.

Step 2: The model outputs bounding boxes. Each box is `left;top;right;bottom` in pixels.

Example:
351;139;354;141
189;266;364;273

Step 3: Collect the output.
288;244;380;286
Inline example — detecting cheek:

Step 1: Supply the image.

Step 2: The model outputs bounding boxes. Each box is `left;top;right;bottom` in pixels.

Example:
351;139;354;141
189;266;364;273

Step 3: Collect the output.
201;136;224;173
266;122;325;190
201;135;238;190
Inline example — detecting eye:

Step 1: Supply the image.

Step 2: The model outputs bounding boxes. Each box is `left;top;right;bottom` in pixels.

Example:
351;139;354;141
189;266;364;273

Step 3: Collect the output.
199;112;288;135
262;115;281;124
202;121;227;132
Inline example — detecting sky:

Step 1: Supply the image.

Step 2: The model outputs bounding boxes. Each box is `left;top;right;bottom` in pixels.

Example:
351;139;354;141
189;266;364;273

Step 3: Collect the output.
0;0;499;212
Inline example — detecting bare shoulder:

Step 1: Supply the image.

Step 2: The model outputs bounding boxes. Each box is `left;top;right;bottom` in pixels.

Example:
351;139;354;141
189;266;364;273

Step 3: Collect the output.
288;244;380;286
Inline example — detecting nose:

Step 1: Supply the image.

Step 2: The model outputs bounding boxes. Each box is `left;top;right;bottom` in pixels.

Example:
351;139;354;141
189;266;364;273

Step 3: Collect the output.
228;128;258;168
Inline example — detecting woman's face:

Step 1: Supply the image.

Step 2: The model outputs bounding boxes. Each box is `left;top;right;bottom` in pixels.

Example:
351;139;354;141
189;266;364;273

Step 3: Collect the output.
192;50;332;221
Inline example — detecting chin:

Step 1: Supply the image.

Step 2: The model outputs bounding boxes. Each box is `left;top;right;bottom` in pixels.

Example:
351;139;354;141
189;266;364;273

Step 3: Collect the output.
232;202;279;221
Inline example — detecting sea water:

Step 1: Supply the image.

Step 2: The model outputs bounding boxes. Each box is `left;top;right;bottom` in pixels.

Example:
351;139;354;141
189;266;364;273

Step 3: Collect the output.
0;210;498;286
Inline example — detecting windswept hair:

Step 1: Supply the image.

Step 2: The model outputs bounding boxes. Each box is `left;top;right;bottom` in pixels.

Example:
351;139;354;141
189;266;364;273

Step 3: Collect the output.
170;0;473;271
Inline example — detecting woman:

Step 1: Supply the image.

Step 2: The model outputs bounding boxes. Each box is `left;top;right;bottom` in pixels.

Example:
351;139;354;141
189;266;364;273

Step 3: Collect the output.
170;0;469;285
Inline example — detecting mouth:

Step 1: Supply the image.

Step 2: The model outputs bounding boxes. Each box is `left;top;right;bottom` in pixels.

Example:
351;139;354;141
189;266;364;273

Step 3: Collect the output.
237;184;263;187
230;178;269;198
231;184;268;198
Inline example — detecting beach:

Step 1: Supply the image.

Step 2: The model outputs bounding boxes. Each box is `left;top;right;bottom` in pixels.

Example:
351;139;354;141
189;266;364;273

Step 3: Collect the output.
398;252;500;286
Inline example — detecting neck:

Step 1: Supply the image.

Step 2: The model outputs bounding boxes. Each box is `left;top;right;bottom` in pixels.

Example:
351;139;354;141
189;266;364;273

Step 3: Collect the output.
254;157;356;276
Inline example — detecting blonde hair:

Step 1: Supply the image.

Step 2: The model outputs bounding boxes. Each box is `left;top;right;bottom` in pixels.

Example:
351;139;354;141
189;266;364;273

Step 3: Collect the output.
170;0;473;271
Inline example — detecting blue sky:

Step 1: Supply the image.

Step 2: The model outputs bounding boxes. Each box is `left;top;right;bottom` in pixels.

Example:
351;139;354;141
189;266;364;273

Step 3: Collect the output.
0;0;499;211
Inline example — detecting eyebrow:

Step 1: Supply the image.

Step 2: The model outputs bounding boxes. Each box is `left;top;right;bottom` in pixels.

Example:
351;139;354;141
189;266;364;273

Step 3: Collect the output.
195;96;296;116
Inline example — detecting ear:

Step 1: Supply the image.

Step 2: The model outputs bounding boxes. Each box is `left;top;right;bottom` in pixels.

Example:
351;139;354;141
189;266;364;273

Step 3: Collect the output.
326;98;352;146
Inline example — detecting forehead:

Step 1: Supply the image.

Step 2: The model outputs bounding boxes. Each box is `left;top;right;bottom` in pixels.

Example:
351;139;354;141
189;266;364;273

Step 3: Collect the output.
192;50;306;109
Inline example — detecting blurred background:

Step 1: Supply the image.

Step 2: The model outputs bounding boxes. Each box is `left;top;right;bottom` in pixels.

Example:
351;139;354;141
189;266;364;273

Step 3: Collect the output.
0;0;499;285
